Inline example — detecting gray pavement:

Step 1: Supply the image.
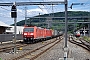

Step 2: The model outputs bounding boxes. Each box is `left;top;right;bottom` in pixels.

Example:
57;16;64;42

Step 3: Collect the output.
35;39;90;60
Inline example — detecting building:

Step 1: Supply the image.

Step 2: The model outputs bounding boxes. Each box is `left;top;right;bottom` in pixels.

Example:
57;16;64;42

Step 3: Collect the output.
0;21;11;34
0;21;24;34
6;26;24;34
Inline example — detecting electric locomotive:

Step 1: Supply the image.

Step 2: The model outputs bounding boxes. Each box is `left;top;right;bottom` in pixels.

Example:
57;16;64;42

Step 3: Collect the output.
23;26;53;43
74;31;80;37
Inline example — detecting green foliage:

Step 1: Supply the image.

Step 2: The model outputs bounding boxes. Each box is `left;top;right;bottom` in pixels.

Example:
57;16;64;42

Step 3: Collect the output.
83;36;90;42
0;58;2;60
11;11;90;30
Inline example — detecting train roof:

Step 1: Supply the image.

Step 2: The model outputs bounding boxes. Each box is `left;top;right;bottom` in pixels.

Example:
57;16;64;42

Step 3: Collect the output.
24;25;53;30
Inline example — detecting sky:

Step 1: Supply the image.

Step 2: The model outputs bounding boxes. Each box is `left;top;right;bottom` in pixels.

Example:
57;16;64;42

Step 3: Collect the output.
0;0;90;25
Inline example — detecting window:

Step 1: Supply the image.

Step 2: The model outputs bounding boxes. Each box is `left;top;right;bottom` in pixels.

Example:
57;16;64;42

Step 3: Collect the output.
24;28;34;32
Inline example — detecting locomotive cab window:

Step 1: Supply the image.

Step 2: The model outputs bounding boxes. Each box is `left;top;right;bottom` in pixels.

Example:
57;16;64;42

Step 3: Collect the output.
24;28;34;32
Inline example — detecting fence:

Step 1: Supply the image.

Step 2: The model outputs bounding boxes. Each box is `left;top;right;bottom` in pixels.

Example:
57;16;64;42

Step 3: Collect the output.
0;34;23;42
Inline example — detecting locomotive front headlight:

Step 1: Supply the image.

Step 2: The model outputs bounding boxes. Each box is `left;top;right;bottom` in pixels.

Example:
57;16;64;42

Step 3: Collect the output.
24;33;27;35
30;33;34;35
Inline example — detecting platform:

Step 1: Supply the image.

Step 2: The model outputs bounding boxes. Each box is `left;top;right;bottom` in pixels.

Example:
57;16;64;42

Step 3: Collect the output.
59;58;74;60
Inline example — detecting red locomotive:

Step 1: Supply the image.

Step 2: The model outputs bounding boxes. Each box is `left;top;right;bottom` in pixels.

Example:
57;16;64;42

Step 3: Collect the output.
75;31;80;37
23;26;53;43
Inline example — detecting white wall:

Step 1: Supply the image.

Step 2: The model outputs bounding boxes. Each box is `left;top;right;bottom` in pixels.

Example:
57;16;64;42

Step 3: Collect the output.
6;26;24;34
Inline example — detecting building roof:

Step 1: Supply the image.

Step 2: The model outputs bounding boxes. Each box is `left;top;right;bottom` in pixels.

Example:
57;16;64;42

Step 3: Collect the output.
0;21;11;28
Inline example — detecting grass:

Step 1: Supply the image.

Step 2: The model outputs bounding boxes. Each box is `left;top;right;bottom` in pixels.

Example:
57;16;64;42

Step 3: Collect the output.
83;36;90;42
0;58;2;60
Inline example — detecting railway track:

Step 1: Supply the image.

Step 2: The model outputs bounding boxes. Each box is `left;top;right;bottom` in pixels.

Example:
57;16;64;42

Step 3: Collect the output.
0;37;61;53
0;43;28;53
69;36;90;51
6;37;63;60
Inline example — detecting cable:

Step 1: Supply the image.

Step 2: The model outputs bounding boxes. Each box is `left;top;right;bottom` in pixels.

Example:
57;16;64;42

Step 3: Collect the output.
0;0;26;17
0;13;10;18
0;6;25;17
42;0;56;14
27;0;44;15
0;7;10;11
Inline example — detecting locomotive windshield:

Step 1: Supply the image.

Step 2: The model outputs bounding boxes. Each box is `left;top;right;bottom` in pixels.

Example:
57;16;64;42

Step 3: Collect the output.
24;28;34;32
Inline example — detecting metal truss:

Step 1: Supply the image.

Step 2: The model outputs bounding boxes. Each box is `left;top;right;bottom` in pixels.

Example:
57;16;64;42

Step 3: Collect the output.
32;22;90;24
0;1;65;6
26;16;90;19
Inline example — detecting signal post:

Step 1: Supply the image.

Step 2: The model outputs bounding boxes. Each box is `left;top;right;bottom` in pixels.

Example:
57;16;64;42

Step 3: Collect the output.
11;2;17;54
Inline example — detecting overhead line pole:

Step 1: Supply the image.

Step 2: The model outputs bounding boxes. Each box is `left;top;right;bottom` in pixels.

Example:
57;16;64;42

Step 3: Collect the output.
64;0;68;60
25;7;27;25
65;0;68;48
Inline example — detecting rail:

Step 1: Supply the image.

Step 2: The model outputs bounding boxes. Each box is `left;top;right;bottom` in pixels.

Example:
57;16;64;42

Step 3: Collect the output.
69;36;90;51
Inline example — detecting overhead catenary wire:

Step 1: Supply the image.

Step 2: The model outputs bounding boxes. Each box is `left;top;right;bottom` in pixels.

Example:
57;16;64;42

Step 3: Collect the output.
0;4;26;17
26;0;47;16
0;13;10;18
29;0;45;13
0;7;10;11
0;6;25;17
0;0;26;17
42;0;59;14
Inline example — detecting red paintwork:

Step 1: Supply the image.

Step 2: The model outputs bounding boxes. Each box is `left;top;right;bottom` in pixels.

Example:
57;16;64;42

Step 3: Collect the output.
23;26;53;39
75;31;80;37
